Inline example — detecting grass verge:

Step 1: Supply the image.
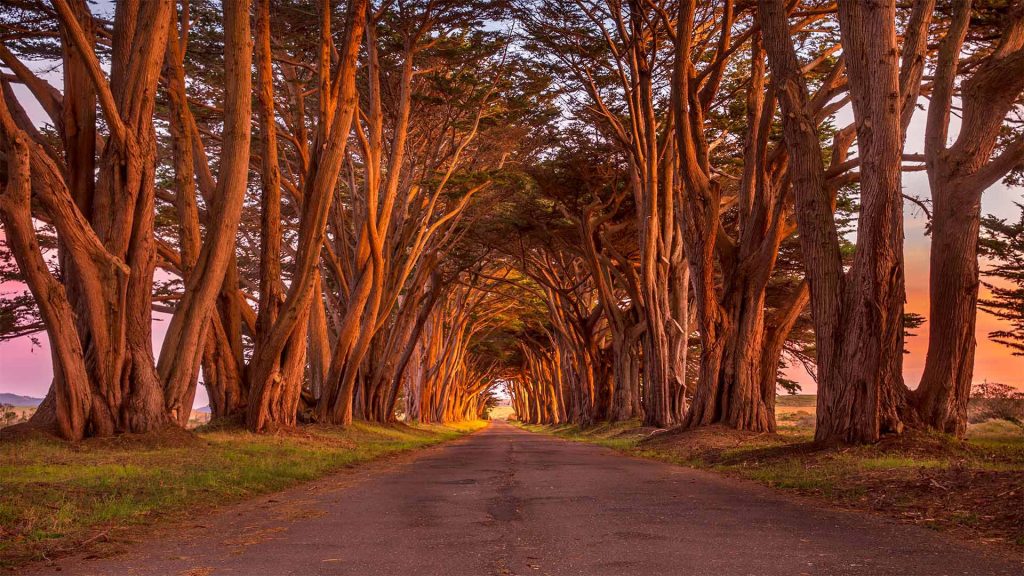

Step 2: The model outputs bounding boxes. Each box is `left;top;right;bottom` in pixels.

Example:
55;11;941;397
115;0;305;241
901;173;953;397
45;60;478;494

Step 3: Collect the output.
514;418;1024;552
0;420;486;569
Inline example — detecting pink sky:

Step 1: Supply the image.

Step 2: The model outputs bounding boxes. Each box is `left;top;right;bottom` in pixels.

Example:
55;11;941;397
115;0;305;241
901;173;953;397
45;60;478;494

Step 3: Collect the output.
0;309;216;406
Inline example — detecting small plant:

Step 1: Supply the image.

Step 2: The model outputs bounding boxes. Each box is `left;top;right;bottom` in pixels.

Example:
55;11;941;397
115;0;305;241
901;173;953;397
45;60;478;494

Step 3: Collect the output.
1;404;17;427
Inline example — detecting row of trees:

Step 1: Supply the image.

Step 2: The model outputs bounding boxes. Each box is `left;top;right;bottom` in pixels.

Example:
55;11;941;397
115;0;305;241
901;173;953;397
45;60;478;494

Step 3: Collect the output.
0;0;548;439
503;0;1024;443
0;0;1021;444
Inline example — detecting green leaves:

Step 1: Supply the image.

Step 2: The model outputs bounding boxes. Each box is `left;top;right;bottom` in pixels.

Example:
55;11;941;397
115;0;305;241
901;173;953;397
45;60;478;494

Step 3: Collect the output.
979;203;1024;356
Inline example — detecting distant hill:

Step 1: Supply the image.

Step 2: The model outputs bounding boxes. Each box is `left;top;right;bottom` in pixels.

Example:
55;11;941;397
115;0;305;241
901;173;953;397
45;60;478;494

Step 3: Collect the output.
196;405;212;414
0;393;44;407
776;394;816;408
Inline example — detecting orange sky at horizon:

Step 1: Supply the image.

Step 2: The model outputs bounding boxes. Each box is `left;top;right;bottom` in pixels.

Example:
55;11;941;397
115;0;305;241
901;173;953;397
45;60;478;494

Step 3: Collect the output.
785;242;1023;394
784;176;1023;394
903;211;1022;390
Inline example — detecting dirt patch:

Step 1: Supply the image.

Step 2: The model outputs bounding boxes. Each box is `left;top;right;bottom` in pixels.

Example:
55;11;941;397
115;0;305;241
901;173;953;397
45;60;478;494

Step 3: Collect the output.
641;424;791;462
870;429;980;457
81;426;206;450
608;425;661;439
0;423;207;450
0;421;61;442
849;466;1023;546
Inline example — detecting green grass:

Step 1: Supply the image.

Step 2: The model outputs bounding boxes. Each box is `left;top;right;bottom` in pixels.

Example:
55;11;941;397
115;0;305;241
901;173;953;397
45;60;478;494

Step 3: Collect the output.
0;420;486;568
516;421;646;450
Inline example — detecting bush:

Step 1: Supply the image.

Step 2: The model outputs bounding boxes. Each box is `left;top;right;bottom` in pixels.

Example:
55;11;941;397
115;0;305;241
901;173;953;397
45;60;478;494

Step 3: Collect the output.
969;382;1024;424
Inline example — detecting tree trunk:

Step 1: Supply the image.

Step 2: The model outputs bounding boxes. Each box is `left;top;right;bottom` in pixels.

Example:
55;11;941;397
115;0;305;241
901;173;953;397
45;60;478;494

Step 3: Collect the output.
761;0;907;444
817;0;908;444
8;0;178;438
308;272;331;400
0;122;92;440
720;286;774;431
248;0;368;431
914;180;982;434
201;314;246;418
157;0;253;424
608;332;639;421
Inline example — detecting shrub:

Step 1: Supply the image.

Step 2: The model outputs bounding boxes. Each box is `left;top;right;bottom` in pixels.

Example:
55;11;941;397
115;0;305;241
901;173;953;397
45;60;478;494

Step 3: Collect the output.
969;382;1024;424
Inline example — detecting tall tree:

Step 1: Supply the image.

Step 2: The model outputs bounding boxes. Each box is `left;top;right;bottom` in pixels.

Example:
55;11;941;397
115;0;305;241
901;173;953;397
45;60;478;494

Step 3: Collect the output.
759;0;910;443
246;0;369;432
913;0;1024;435
0;0;241;439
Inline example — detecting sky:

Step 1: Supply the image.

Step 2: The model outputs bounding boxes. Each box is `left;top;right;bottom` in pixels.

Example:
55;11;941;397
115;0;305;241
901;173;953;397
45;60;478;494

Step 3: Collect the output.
0;27;1020;404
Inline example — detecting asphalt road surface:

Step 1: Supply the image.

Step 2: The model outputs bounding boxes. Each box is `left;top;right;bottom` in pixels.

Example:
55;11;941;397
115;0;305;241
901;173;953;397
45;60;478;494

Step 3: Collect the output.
26;421;1023;576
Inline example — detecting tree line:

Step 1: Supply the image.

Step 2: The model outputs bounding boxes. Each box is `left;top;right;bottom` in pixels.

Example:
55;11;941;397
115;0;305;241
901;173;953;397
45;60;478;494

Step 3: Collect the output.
0;0;1021;444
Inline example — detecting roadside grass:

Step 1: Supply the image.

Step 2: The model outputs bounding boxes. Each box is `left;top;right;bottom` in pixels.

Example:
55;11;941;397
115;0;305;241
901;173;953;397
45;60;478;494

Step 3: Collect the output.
515;414;1024;551
516;421;646;451
0;420;486;569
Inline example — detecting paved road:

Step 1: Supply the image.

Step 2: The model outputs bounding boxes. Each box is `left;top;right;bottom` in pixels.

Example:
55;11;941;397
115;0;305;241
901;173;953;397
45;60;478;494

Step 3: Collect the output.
27;422;1022;576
